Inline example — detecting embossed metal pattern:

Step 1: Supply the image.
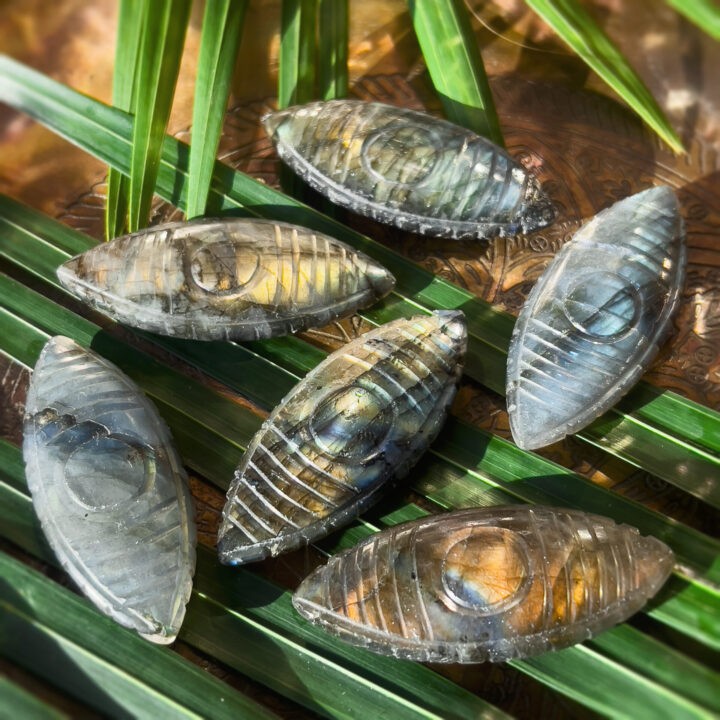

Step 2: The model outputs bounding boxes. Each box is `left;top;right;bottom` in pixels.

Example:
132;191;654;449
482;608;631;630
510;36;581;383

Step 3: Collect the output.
293;506;675;663
506;186;687;450
263;99;555;239
57;218;395;341
218;311;467;565
23;336;196;644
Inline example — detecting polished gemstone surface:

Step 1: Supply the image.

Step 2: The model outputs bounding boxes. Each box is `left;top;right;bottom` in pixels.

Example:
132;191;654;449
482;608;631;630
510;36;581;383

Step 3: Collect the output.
293;506;675;663
23;336;196;643
218;311;467;565
263;100;555;239
57;218;395;341
506;186;686;449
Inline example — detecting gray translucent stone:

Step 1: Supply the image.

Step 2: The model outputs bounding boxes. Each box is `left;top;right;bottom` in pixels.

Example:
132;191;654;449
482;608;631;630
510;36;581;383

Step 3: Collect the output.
57;218;395;341
218;311;467;565
506;186;686;450
293;506;675;663
263;100;555;240
23;336;196;643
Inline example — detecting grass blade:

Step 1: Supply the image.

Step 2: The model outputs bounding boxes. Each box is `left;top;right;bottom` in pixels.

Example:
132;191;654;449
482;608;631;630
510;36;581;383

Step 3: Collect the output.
407;0;503;145
128;0;192;230
665;0;720;42
105;0;143;239
318;0;348;100
0;56;718;503
525;0;683;153
187;0;248;219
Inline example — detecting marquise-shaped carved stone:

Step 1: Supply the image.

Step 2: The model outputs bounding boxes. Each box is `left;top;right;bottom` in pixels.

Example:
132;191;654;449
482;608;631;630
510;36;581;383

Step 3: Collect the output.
218;311;467;564
264;100;555;239
58;218;395;341
23;336;196;643
293;506;674;662
506;186;686;449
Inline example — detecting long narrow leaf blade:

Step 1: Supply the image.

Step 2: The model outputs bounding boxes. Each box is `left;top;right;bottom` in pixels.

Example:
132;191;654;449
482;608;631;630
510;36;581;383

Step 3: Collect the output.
187;0;248;218
665;0;720;42
279;0;318;107
524;0;683;153
106;0;143;239
407;0;504;144
318;0;348;100
129;0;192;230
279;0;318;198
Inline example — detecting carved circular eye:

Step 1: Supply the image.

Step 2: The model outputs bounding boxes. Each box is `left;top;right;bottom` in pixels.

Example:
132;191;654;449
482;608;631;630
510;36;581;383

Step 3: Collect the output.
190;241;260;295
361;124;440;188
309;384;396;463
64;435;155;512
440;527;532;616
562;271;641;342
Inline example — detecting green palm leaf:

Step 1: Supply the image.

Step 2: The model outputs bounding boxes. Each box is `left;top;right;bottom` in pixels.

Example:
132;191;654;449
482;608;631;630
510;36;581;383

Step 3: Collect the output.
128;0;192;231
408;0;504;145
525;0;684;153
105;0;143;240
319;0;349;100
0;676;70;720
186;0;249;219
279;0;318;108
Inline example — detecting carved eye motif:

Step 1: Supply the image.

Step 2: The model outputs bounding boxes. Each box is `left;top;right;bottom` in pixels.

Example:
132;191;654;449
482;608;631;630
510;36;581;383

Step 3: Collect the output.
23;336;196;643
360;123;442;188
56;429;156;513
308;384;397;463
218;311;467;565
292;507;675;663
436;527;533;616
507;186;686;450
189;241;260;296
263;100;555;240
561;271;642;342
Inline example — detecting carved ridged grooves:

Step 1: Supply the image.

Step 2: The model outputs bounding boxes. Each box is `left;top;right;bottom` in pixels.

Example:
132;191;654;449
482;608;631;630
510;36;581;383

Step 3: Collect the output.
293;506;675;663
23;336;196;643
263;100;555;239
218;311;467;564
